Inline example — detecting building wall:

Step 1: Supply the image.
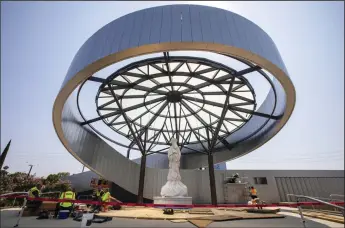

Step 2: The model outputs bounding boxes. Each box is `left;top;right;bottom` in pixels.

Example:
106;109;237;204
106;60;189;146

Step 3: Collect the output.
133;155;227;170
67;169;344;204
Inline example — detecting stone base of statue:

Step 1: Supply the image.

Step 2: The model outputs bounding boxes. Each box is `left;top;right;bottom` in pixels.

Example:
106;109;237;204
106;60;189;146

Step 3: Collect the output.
153;196;193;205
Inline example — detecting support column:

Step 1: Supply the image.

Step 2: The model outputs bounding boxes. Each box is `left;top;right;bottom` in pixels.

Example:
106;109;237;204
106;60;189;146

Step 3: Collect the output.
208;153;217;205
137;154;147;203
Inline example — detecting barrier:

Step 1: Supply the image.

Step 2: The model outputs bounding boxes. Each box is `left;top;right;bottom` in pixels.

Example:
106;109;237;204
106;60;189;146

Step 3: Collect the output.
2;194;344;227
1;194;344;208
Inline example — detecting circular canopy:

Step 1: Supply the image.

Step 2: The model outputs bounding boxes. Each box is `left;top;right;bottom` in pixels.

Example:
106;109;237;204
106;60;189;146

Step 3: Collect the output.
94;54;257;154
54;4;296;172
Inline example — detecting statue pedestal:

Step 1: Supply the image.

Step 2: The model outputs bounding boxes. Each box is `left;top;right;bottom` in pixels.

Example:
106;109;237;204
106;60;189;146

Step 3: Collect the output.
153;196;193;205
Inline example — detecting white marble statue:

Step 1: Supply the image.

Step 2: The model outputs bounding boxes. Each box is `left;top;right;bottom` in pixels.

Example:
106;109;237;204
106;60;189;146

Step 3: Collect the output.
160;138;188;197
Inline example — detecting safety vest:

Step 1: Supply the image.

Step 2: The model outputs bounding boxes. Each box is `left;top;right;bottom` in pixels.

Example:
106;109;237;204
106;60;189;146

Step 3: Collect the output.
28;187;40;198
96;189;104;197
59;191;75;207
250;188;257;195
101;192;110;202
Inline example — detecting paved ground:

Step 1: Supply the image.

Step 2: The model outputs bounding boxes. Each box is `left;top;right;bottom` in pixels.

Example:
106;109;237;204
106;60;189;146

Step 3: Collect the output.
0;208;339;227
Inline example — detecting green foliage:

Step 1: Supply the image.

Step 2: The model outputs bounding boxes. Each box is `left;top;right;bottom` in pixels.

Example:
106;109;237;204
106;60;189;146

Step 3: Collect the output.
0;171;71;196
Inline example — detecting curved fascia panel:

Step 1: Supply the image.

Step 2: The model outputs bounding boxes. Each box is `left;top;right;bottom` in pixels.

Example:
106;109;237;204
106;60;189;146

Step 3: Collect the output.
54;4;296;186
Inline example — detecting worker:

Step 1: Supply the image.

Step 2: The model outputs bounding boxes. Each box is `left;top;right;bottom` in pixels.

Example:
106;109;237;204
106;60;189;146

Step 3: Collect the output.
27;183;43;212
249;186;258;200
54;187;76;218
28;183;42;198
95;186;104;201
100;189;122;212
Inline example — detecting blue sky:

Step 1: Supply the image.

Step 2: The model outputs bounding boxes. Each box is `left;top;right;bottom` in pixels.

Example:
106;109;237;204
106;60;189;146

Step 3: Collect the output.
1;1;344;177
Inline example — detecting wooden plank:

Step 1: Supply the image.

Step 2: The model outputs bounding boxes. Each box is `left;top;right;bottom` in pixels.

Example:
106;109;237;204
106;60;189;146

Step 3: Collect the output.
188;219;213;228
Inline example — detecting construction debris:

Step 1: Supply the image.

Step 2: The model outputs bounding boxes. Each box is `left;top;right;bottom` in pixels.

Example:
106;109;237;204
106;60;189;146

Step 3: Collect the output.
246;208;281;214
189;208;214;215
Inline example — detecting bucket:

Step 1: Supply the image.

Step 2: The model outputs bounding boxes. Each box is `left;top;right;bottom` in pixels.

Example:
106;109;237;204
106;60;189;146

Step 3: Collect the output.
58;210;70;219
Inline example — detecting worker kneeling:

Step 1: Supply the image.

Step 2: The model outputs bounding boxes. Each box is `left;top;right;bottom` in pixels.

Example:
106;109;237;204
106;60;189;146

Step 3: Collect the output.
54;187;75;218
27;184;44;213
99;189;122;212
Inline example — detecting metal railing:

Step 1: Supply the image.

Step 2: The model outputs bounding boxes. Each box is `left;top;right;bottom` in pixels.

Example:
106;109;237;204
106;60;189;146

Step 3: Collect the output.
287;194;344;204
330;194;344;201
287;194;344;228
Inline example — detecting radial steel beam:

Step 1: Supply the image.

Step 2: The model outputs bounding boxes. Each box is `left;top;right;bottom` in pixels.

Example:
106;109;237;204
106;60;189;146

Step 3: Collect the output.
88;76;106;83
209;77;235;151
229;106;282;120
108;83;152;203
180;108;208;152
134;101;168;138
163;52;174;91
80;111;120;125
98;96;165;111
182;95;280;120
107;83;145;154
234;65;261;76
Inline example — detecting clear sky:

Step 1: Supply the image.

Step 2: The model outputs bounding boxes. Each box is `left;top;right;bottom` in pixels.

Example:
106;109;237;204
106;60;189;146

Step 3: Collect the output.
1;1;344;177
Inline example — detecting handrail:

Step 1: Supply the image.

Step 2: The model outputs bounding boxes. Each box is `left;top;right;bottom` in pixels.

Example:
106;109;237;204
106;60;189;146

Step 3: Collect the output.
287;194;344;203
287;194;344;210
330;194;344;198
287;194;344;228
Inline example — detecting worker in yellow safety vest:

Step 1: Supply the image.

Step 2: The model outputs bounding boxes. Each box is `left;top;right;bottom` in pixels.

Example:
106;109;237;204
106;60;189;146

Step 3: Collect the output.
28;184;42;198
26;184;43;212
100;189;122;212
54;187;75;218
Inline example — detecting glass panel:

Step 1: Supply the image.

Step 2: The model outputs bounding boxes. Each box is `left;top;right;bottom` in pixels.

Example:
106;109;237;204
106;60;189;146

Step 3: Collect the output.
229;96;246;104
125;89;147;96
238;104;254;110
169;62;181;71
121;98;142;109
137;80;157;88
223;120;237;132
155;76;170;84
215;70;229;78
128;68;144;75
172;75;189;83
125;76;140;83
148;65;161;74
115;75;128;82
225;110;241;119
232;91;254;100
99;110;114;116
138;66;148;75
98;97;113;106
188;63;199;72
205;95;226;104
200;70;218;78
195;64;210;72
178;63;190;72
200;84;222;92
234;85;249;92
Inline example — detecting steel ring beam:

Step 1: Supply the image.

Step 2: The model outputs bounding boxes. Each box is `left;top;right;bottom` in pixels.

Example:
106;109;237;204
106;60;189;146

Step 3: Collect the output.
53;4;295;198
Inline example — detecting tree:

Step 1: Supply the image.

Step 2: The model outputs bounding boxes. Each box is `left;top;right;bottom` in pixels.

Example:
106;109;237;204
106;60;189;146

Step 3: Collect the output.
0;140;11;170
0;171;71;195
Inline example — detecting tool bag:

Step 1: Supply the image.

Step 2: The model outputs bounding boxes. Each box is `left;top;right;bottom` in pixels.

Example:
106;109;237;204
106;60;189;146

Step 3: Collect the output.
163;208;174;215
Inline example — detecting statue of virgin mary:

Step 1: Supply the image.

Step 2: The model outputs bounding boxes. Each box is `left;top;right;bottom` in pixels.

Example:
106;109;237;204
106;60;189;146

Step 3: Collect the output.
160;138;188;197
